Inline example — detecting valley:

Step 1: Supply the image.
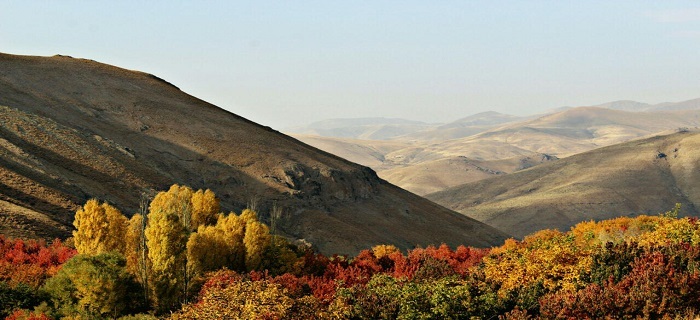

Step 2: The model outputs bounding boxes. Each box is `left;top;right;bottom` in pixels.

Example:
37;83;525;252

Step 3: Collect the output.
289;103;700;196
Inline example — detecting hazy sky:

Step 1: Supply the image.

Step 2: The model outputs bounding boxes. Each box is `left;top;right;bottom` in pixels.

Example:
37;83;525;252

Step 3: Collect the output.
2;1;699;129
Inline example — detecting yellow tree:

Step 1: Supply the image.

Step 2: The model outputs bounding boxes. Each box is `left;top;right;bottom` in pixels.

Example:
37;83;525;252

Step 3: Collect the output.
186;224;228;278
104;203;128;254
146;194;188;313
191;189;219;229
149;185;194;230
171;272;293;320
125;213;151;306
240;208;257;224
373;245;400;259
73;199;127;255
244;218;271;271
217;213;247;270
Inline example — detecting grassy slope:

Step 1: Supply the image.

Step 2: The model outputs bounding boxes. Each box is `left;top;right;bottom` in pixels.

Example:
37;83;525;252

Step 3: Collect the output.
427;131;700;238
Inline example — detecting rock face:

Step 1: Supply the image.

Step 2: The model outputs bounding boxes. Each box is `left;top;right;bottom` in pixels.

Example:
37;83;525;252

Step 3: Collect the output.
0;53;508;254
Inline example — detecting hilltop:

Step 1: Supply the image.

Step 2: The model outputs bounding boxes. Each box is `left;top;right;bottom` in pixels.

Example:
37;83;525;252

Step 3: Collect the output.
294;107;700;195
0;53;508;254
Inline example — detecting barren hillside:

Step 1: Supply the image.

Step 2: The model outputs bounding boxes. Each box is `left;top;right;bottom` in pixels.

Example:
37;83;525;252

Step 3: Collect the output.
0;53;508;254
294;107;700;195
427;131;700;238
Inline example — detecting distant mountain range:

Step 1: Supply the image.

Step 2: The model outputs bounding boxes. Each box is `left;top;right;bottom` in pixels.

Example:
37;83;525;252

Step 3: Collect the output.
290;104;700;195
593;98;700;112
286;98;700;142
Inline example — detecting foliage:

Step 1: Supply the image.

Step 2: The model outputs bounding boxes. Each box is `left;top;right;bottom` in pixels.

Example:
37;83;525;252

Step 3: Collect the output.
73;199;127;255
540;243;700;319
42;252;145;319
0;282;46;318
171;270;294;320
69;184;296;315
145;194;188;313
10;189;700;319
0;236;75;289
243;215;271;271
4;309;52;320
190;189;220;228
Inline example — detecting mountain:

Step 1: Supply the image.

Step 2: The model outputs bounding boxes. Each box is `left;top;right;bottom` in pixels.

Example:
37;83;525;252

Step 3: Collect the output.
593;98;700;112
448;111;523;127
593;100;653;111
285;117;434;140
286;111;526;142
440;107;700;157
427;131;700;238
378;153;557;196
0;53;508;254
649;98;700;112
291;107;700;197
287;134;412;168
290;134;557;196
396;111;526;142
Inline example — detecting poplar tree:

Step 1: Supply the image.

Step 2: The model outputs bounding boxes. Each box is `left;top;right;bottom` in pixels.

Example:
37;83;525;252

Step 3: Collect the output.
186;225;227;277
145;188;188;312
244;218;271;271
190;189;219;229
73;199;127;255
217;213;247;270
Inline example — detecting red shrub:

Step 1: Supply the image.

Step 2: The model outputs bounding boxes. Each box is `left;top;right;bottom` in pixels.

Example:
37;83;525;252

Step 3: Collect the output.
0;236;76;288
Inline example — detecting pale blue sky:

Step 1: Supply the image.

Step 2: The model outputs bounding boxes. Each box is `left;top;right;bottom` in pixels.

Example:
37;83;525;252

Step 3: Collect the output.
1;1;699;129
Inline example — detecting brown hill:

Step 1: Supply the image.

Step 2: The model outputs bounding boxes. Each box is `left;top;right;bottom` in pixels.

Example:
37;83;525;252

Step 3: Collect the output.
437;107;700;158
0;53;508;254
427;131;700;238
380;154;557;196
293;107;700;195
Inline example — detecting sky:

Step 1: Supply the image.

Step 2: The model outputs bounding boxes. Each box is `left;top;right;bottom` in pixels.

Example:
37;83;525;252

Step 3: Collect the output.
1;1;700;130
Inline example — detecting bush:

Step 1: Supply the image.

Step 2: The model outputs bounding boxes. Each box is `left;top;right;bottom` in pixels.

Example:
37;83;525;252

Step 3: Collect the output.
0;281;46;318
42;252;145;319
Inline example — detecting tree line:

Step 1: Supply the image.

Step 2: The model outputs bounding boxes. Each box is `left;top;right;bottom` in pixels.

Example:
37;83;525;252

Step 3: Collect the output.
2;187;700;319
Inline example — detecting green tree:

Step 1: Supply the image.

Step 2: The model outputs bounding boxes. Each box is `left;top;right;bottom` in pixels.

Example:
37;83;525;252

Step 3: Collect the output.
42;253;144;319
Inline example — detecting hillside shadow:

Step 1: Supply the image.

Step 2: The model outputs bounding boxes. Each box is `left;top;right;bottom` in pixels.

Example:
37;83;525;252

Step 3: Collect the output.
0;123;282;227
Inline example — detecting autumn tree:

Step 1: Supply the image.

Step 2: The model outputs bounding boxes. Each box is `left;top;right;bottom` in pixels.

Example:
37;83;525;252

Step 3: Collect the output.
216;213;247;270
243;213;271;271
190;189;219;228
73;199;127;255
125;213;150;303
149;185;194;230
186;224;228;278
146;189;189;313
171;270;293;320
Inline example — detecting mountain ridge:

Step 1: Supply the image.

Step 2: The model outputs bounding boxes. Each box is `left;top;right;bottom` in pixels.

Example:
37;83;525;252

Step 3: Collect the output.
0;53;508;254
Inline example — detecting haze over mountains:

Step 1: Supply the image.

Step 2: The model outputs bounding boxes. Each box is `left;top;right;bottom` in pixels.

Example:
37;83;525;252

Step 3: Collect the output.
288;97;700;238
289;99;700;195
0;53;508;254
